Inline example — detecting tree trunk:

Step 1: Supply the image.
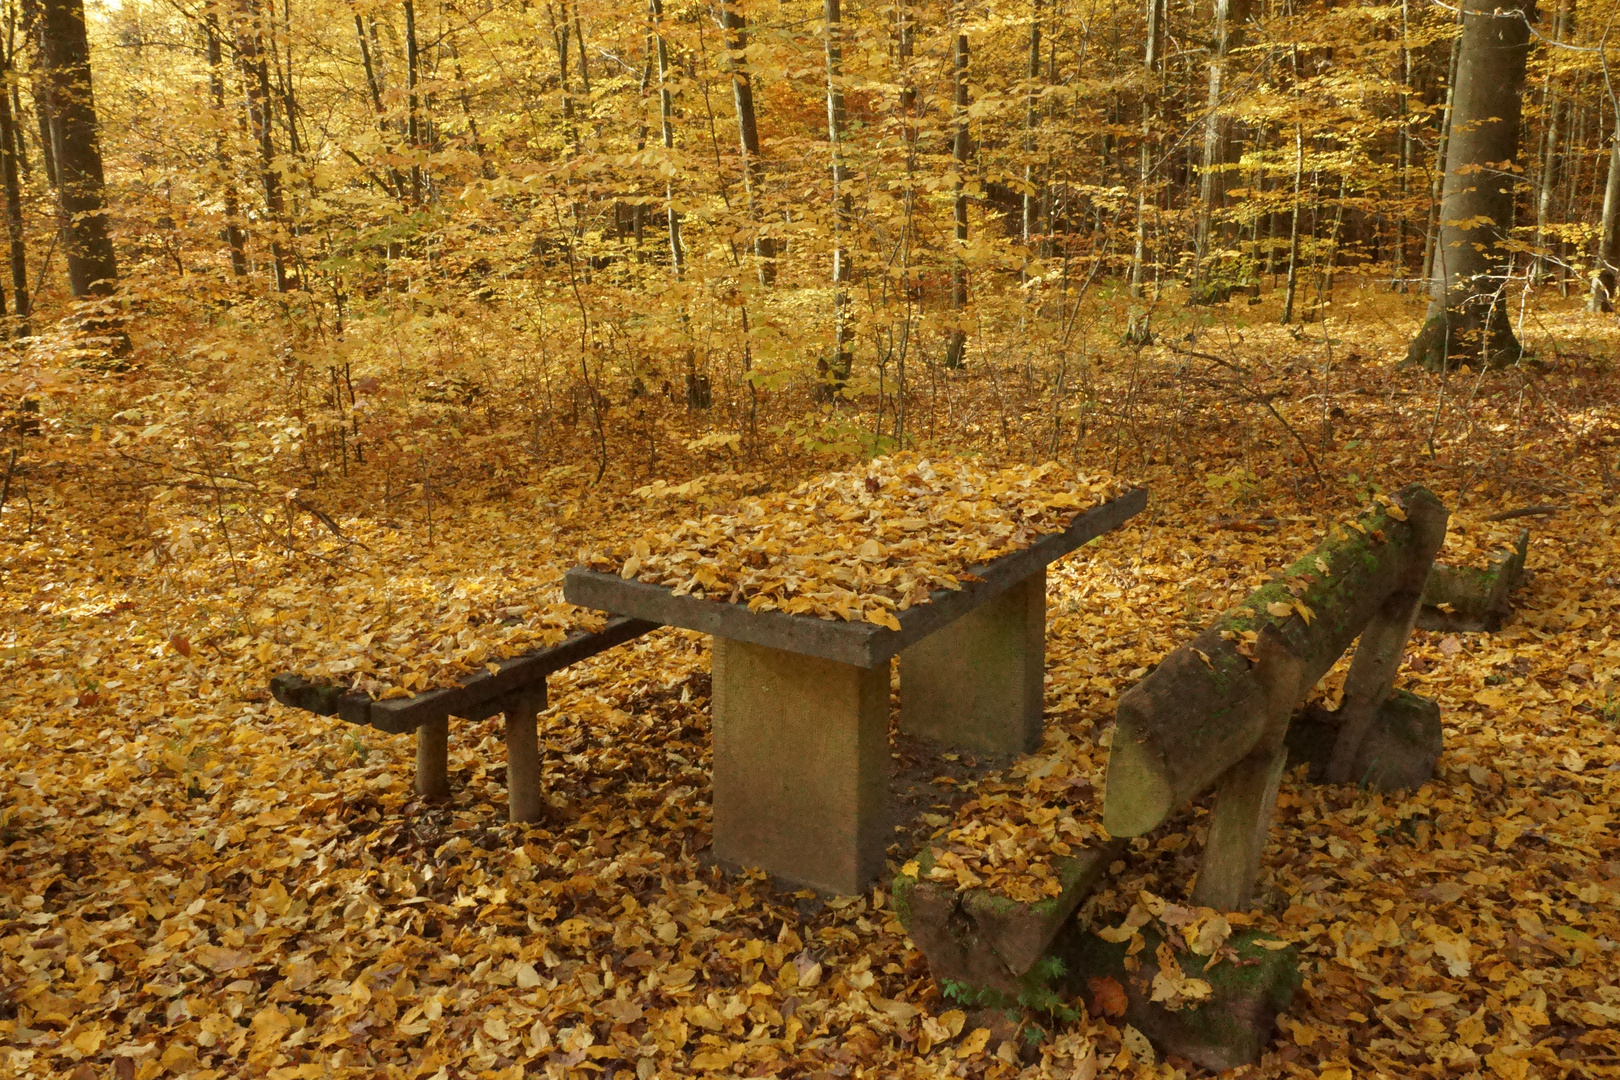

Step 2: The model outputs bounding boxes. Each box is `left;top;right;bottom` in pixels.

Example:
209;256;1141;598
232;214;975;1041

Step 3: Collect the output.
235;0;292;291
1421;20;1463;285
943;12;969;369
1194;0;1250;288
1021;0;1041;253
1588;112;1620;312
354;14;408;199
403;0;423;202
823;0;853;387
1405;0;1534;370
0;50;30;330
649;0;683;277
1532;0;1570;283
1129;0;1163;298
205;6;248;277
716;1;774;284
39;0;116;297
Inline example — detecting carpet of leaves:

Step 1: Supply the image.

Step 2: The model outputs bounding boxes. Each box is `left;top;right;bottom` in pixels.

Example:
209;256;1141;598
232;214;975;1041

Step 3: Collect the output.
583;455;1131;630
2;292;1619;1080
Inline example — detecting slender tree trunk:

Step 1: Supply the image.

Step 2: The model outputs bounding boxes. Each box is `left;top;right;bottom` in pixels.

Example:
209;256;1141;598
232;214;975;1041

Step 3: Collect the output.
944;10;970;369
1588;112;1620;312
650;0;683;277
1532;0;1570;282
205;7;247;277
0;51;30;330
39;0;116;297
1406;0;1535;370
823;0;853;387
1392;0;1411;285
355;15;407;199
1195;0;1250;289
235;0;291;291
1130;0;1163;297
403;0;422;202
1281;120;1303;323
716;1;774;284
1021;0;1041;253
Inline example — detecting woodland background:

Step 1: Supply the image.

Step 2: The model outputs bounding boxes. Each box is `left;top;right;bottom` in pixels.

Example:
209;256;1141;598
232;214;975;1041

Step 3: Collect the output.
0;0;1618;1078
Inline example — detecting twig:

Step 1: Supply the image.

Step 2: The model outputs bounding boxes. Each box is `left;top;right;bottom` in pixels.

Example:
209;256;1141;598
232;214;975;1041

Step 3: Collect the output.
1483;504;1563;522
1168;345;1326;487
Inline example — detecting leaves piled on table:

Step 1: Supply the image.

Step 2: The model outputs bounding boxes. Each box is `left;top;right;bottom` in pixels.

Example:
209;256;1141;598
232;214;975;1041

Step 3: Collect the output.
909;728;1111;903
585;453;1132;629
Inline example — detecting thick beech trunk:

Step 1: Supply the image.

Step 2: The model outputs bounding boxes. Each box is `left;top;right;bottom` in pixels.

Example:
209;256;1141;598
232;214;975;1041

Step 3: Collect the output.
40;0;116;297
1405;0;1534;370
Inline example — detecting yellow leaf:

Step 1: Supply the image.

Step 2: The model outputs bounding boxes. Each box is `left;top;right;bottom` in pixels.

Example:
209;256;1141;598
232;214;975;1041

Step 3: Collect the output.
939;1009;966;1038
1315;557;1330;574
1385;502;1408;521
1266;601;1294;618
1293;600;1314;624
957;1027;991;1058
1474;688;1508;708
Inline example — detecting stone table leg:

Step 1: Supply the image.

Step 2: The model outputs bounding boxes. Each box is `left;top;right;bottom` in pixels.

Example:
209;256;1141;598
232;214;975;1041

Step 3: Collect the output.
416;716;450;800
504;686;546;824
711;637;888;895
899;569;1046;756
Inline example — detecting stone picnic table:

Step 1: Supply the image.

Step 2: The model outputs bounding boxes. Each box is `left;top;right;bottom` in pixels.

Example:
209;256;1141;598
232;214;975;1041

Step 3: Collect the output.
563;486;1147;894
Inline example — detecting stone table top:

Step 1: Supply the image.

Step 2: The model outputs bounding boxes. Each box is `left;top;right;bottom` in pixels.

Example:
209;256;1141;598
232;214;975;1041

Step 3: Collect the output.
564;487;1146;668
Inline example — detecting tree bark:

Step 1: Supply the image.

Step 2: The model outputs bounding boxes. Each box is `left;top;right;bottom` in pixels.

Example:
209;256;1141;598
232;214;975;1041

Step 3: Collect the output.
1588;112;1620;312
1532;0;1570;283
1129;0;1163;298
649;0;683;277
1405;0;1534;370
0;50;30;330
205;6;248;277
943;12;969;369
39;0;116;297
1194;0;1250;289
823;0;853;387
715;1;774;284
235;0;292;291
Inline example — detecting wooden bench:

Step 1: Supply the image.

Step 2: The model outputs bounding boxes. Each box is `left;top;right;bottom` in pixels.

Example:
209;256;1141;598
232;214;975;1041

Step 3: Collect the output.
270;616;659;822
563;487;1147;895
895;483;1450;1067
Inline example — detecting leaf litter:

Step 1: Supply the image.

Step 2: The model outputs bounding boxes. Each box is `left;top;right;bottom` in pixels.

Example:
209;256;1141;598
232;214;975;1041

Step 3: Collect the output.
1;302;1618;1080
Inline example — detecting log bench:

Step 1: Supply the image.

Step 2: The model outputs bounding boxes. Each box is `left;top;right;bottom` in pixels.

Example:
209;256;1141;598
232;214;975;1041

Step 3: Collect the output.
894;483;1450;1068
270;616;659;822
563;487;1148;895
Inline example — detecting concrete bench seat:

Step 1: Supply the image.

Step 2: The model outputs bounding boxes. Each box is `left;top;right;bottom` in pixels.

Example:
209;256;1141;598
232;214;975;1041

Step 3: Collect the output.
270;616;659;822
564;487;1147;894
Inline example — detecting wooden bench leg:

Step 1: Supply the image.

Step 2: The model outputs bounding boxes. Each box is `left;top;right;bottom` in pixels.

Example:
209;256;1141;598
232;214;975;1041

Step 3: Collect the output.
711;637;888;895
504;688;546;824
1327;594;1426;784
416;717;450;800
899;569;1045;756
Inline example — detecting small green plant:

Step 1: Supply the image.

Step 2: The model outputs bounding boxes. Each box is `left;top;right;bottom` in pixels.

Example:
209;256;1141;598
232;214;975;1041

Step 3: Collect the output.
1205;464;1259;506
939;956;1081;1023
344;731;372;765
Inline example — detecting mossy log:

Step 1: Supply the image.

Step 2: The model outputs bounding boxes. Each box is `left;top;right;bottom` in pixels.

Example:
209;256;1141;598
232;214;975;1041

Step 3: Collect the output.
1286;688;1442;791
1103;484;1449;838
1054;924;1302;1072
1417;528;1529;632
891;840;1125;998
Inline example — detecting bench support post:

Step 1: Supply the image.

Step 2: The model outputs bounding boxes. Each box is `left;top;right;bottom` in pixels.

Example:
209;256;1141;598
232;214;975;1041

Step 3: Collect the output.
711;637;888;895
416;717;450;800
899;569;1045;756
504;687;546;824
1192;650;1305;911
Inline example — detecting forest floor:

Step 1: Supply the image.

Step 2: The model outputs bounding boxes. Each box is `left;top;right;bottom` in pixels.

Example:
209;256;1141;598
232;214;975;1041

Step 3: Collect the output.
1;281;1618;1080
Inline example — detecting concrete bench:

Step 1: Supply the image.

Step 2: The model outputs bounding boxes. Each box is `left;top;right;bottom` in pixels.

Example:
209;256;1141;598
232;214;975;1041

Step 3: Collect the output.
269;616;659;822
563;487;1147;895
894;483;1450;1069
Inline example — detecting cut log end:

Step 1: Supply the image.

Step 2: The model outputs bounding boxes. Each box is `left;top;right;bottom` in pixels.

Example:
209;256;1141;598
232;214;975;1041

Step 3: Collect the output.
1101;736;1174;838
